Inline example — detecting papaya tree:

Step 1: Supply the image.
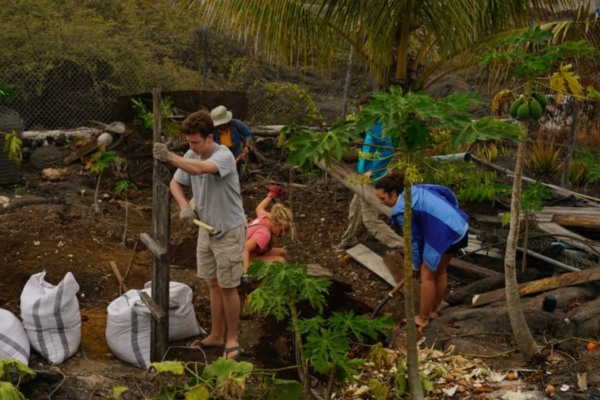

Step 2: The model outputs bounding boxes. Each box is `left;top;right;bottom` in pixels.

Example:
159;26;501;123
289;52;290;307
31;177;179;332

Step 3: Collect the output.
285;87;522;398
479;26;598;360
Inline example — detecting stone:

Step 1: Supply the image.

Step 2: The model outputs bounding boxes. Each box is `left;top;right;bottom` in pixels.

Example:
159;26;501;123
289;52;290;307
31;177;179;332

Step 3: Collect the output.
41;168;69;181
29;146;64;170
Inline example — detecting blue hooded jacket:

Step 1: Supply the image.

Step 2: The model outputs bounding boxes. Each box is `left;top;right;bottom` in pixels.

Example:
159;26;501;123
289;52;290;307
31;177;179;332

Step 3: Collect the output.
391;184;469;271
213;119;252;158
357;122;394;180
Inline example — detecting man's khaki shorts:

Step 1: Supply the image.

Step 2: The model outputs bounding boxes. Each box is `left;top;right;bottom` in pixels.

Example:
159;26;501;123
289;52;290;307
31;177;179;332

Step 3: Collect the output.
196;224;246;288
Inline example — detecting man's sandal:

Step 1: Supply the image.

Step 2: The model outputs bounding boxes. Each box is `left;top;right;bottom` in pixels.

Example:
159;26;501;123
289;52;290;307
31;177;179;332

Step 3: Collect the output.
223;346;243;360
186;339;223;350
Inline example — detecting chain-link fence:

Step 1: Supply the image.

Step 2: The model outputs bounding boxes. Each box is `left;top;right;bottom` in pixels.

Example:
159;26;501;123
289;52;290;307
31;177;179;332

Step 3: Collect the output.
0;1;377;130
0;1;486;131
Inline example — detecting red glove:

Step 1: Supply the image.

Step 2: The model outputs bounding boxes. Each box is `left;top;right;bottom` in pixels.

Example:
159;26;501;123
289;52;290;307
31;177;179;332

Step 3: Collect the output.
268;185;284;199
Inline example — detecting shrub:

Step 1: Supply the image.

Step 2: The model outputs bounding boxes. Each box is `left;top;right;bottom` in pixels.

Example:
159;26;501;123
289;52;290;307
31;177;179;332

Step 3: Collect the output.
568;161;590;185
248;82;323;125
526;137;561;176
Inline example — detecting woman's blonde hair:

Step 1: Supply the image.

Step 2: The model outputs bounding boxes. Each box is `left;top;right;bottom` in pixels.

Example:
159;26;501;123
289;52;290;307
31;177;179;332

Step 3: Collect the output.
270;203;295;238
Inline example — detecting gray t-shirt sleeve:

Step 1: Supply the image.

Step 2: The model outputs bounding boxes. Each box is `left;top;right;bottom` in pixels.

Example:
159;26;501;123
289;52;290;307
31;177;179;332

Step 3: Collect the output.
173;150;195;186
209;146;235;178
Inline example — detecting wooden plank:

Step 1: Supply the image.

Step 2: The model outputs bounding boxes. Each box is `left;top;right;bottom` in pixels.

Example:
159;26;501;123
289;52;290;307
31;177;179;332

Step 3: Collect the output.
140;233;168;260
346;244;397;286
150;88;170;364
109;261;129;292
449;258;502;279
472;265;600;307
140;292;167;323
313;157;394;218
539;207;600;216
63;138;99;164
464;242;504;259
538;222;600;252
552;214;600;230
306;264;333;278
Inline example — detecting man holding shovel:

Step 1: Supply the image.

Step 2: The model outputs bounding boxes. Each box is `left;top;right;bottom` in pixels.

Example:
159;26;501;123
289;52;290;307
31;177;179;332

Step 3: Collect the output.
153;109;246;361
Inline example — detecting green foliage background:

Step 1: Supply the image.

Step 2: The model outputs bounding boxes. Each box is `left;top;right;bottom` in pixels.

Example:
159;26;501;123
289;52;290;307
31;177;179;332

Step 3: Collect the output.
0;0;365;128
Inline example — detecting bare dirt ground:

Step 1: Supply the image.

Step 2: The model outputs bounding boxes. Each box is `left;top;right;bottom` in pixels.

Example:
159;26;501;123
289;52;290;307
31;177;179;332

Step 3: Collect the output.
1;132;600;399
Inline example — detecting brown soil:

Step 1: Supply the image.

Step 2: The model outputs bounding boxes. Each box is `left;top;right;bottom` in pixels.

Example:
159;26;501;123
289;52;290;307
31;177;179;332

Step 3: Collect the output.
2;133;599;399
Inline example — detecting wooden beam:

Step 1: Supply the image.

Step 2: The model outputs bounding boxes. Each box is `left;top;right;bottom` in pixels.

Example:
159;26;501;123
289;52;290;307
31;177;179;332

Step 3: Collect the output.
313;157;394;218
140;292;167;323
63;138;99;164
539;207;600;216
140;233;168;260
472;265;600;307
552;214;600;230
449;258;502;279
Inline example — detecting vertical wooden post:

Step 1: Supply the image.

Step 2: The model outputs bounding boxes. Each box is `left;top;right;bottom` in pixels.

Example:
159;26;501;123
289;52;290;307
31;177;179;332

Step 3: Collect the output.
151;88;170;363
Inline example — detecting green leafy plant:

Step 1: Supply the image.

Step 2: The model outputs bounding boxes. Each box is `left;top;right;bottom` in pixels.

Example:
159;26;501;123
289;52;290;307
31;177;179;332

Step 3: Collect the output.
131;97;179;139
472;142;498;162
568;161;590;185
526;137;561;176
90;150;126;213
1;131;22;163
246;261;394;398
0;358;35;400
251;82;323;126
148;358;303;399
574;147;600;183
114;180;138;244
0;84;16;103
422;162;510;204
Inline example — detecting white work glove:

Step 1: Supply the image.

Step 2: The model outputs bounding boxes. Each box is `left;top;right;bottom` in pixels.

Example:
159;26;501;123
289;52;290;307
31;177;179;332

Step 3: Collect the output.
153;143;172;162
180;205;196;227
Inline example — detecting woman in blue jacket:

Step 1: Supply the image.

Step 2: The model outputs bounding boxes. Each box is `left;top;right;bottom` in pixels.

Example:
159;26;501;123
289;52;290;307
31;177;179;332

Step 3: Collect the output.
375;171;469;328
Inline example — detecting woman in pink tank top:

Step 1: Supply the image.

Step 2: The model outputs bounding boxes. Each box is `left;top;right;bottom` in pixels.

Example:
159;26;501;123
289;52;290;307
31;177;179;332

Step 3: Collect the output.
243;186;293;274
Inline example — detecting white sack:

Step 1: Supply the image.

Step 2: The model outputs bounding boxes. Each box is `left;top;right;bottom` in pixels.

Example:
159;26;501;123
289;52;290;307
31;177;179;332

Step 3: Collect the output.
20;271;81;365
106;281;203;368
0;309;30;365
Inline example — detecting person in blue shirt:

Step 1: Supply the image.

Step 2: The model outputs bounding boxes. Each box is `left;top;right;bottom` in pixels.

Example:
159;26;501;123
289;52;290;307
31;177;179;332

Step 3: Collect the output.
332;97;402;251
375;171;469;328
210;105;252;176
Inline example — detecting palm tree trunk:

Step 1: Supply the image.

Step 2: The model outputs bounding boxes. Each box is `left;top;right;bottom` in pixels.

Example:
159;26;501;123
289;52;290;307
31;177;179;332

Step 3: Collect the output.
395;0;413;82
505;121;538;360
560;97;580;189
402;184;424;399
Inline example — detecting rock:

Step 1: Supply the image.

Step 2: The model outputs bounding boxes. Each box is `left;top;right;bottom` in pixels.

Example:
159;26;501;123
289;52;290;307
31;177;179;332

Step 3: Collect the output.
21;147;32;162
22;137;32;148
105;121;126;135
97;132;113;147
29;146;64;170
54;133;67;147
46;136;55;145
41;168;69;181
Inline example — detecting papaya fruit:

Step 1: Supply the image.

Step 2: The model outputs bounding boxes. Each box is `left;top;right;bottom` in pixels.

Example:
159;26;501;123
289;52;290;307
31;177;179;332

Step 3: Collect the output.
532;92;548;109
509;98;524;118
529;99;543;120
516;102;530;120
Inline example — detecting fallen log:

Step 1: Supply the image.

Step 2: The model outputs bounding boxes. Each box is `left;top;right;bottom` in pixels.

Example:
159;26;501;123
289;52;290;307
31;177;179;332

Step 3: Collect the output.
63;138;99;164
472;265;600;307
449;258;502;279
552;214;600;230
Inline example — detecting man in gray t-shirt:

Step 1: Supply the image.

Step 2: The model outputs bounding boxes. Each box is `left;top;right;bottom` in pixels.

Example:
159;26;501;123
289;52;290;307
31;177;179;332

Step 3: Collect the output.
153;109;246;361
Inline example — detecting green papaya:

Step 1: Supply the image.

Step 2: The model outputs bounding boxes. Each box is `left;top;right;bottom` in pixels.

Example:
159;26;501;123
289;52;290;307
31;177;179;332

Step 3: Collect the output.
532;92;548;109
516;102;530;120
529;99;543;120
509;98;524;118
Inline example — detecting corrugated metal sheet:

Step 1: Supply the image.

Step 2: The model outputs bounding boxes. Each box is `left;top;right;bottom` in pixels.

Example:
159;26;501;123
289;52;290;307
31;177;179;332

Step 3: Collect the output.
0;107;25;185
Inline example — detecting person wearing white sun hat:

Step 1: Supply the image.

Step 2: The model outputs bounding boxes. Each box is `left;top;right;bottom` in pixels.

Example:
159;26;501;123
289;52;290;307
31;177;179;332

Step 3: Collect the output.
210;105;252;176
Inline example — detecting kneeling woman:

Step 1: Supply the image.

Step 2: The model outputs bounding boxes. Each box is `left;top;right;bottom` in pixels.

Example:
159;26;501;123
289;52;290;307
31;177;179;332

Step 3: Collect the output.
244;186;293;274
375;172;468;328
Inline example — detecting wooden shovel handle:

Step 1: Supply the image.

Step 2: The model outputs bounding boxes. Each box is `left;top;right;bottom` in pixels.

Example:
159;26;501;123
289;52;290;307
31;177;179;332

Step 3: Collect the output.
371;279;405;318
193;219;217;234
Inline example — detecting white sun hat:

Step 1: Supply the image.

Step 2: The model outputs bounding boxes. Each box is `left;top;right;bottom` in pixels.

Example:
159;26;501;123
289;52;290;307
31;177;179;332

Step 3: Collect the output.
210;105;233;126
